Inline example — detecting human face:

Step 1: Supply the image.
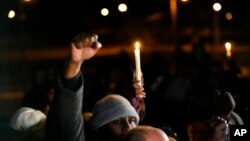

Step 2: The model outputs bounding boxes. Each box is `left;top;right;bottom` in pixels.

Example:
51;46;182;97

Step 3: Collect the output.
106;116;137;140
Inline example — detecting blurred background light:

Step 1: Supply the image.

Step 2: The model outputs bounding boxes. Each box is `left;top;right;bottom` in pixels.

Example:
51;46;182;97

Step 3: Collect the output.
8;10;15;19
213;2;222;12
118;3;127;12
101;8;109;16
225;41;232;58
225;12;233;21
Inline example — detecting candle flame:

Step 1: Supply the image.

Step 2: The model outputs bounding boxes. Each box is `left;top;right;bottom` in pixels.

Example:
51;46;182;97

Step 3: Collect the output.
135;41;140;49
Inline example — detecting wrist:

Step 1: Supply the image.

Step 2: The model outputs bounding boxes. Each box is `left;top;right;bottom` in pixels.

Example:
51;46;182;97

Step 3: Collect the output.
64;60;83;79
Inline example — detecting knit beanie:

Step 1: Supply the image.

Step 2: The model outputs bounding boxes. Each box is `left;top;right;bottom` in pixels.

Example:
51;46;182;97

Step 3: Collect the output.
90;94;139;130
10;107;46;132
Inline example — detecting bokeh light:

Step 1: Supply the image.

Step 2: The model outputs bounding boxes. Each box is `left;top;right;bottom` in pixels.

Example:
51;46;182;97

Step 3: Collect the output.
8;10;15;19
225;12;233;20
213;3;222;12
118;3;127;12
101;8;109;16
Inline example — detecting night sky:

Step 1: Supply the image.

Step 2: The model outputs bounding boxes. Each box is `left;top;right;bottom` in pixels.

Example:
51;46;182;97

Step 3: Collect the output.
1;0;250;45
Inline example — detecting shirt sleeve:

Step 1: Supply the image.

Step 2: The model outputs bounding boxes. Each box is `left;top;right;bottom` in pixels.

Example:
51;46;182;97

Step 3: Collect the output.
45;72;85;141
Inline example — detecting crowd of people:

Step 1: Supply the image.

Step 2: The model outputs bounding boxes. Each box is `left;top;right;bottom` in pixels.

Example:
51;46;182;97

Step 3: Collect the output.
10;32;248;141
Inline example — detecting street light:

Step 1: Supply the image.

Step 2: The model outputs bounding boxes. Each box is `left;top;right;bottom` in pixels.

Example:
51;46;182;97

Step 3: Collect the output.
170;0;178;46
19;0;35;31
169;0;189;47
212;2;222;48
225;42;232;58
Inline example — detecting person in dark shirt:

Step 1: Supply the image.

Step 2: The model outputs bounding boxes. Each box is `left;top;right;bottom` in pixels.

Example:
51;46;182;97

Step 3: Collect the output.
45;32;144;141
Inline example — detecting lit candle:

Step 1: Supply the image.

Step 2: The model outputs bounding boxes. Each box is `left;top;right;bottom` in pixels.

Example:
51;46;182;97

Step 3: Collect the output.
134;41;142;82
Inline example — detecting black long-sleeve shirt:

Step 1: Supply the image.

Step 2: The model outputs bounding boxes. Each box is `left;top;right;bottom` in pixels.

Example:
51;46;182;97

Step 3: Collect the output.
45;72;85;141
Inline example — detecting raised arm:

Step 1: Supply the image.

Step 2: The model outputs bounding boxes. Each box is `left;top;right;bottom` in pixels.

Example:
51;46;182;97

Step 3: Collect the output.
45;32;101;141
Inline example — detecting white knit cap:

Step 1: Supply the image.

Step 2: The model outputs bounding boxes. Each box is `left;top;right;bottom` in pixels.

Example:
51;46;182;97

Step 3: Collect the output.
90;94;139;130
10;107;46;132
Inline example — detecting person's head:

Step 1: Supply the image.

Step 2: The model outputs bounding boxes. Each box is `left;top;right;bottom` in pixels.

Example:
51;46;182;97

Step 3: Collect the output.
161;125;179;141
187;116;228;141
10;107;46;141
119;83;146;122
138;98;146;121
123;125;169;141
212;90;235;120
90;94;140;141
127;96;146;122
187;120;209;141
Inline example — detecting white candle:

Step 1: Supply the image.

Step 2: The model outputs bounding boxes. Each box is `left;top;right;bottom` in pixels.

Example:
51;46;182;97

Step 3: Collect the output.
134;41;142;82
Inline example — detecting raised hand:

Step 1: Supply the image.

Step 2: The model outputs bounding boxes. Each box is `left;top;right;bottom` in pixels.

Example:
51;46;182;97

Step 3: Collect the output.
208;116;228;141
64;32;102;79
70;32;102;63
